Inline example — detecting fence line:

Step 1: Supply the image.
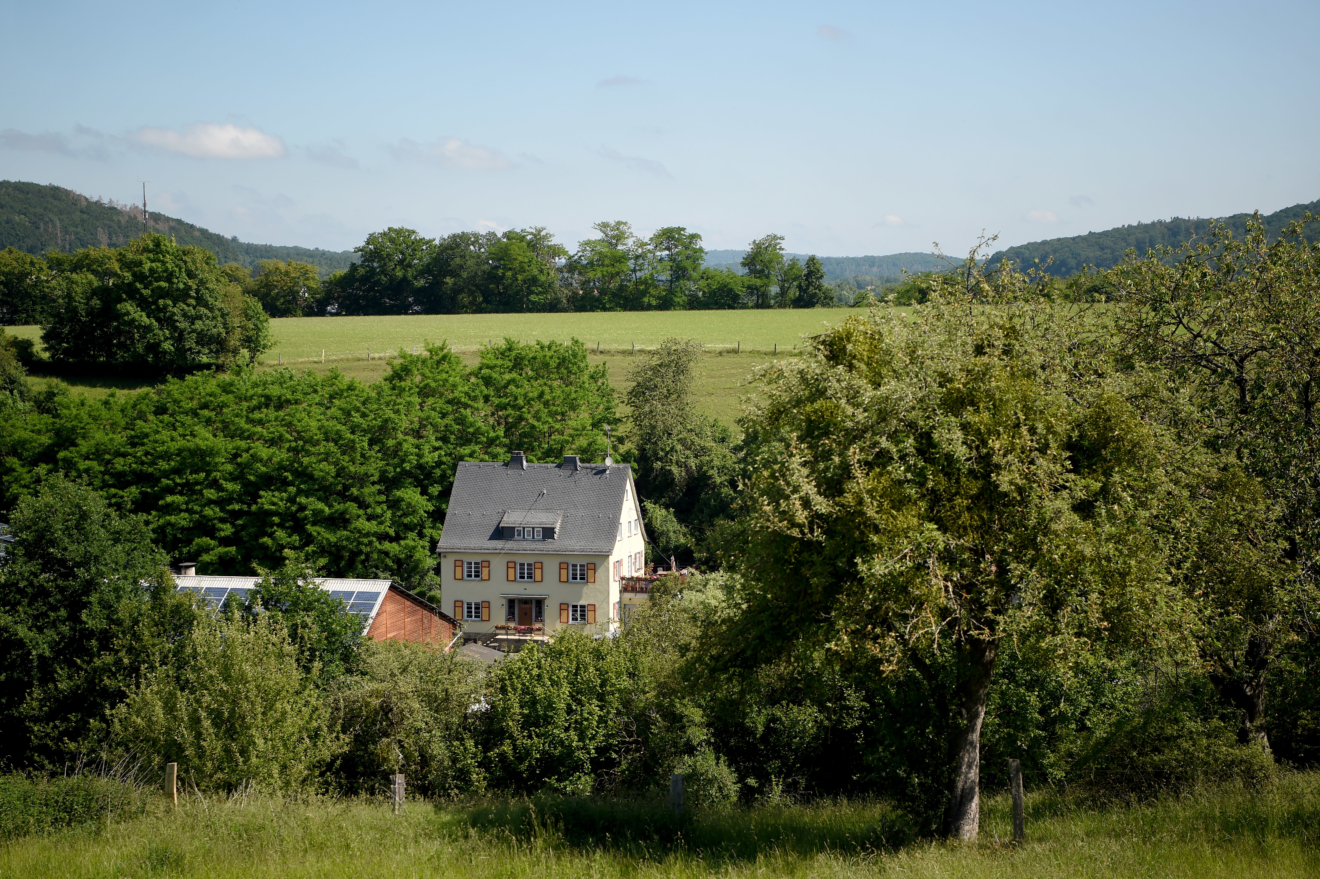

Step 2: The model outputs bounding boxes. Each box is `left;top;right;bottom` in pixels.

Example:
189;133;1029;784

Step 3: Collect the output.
259;342;806;366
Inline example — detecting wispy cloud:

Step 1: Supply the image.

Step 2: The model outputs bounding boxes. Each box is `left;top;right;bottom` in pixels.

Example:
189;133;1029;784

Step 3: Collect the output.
391;136;513;170
876;214;906;227
303;141;358;169
1069;195;1095;207
0;125;111;159
818;24;850;42
1025;209;1060;223
477;219;507;233
131;123;286;159
598;146;672;179
598;75;643;88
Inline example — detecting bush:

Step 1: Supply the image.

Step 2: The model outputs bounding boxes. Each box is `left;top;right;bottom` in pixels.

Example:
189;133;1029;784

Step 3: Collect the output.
330;641;486;797
0;773;143;840
112;611;338;793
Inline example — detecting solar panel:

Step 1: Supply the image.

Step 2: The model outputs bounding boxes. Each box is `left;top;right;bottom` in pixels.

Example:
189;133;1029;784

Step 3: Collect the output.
352;591;381;602
329;590;355;600
202;587;229;599
348;601;376;614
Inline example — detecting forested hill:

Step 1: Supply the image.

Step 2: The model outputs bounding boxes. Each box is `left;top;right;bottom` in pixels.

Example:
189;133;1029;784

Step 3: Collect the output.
0;181;356;276
705;249;950;281
990;198;1320;276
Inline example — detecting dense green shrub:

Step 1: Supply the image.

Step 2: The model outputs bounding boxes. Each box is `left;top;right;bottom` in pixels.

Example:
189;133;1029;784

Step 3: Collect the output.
0;773;143;840
112;611;338;793
330;641;486;797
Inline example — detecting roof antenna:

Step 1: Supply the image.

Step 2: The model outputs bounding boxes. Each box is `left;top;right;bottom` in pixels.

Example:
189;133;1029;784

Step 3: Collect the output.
140;181;149;235
605;425;613;467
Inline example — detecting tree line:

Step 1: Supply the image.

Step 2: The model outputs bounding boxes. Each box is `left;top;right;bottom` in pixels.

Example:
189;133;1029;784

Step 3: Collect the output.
0;213;1317;842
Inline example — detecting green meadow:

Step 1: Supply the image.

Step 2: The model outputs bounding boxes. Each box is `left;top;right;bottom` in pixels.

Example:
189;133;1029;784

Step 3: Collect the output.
2;776;1316;879
7;309;874;425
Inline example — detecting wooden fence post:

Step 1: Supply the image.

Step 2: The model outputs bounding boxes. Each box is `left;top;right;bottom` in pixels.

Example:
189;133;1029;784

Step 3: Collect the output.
367;347;371;362
669;773;684;816
321;349;325;364
1009;758;1025;843
737;341;740;353
164;762;177;807
773;343;777;355
392;773;405;815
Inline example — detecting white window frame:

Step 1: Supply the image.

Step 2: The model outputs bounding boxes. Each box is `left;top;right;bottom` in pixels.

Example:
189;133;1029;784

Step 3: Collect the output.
627;554;634;575
464;600;482;621
513;527;543;540
568;562;588;583
614;559;622;580
617;523;622;541
569;603;589;624
626;519;632;537
516;561;536;582
463;560;482;580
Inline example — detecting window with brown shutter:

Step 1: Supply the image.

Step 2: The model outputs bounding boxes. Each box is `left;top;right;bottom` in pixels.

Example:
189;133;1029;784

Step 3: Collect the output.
559;603;569;623
481;601;490;621
534;562;543;582
559;562;568;582
454;600;462;620
481;560;490;581
587;563;596;583
507;561;516;582
587;604;596;624
454;559;463;580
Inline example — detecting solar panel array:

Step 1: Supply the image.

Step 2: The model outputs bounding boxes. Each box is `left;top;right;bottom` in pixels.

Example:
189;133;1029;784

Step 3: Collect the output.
174;576;390;631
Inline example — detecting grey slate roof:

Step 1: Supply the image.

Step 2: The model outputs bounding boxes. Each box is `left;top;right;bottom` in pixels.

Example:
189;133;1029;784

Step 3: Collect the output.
439;460;639;554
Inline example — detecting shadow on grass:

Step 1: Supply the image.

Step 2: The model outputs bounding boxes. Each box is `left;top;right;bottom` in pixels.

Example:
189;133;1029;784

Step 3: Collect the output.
452;794;918;862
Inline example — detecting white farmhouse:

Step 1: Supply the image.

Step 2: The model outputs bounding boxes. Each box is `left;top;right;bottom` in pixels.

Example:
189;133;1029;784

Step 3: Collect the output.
438;452;647;642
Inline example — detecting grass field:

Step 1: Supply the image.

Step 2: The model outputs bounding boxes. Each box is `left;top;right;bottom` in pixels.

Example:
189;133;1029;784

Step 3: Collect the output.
1;776;1316;879
6;310;863;426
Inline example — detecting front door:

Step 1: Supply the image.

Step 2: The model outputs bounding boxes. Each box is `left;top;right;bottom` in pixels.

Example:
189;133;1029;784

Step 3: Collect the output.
517;599;534;626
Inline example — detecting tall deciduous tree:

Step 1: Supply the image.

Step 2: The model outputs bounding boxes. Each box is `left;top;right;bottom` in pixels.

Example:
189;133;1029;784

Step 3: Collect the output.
328;227;436;315
0;248;55;325
649;227;705;310
727;258;1188;839
1114;214;1320;750
797;255;831;307
741;234;786;308
250;259;321;317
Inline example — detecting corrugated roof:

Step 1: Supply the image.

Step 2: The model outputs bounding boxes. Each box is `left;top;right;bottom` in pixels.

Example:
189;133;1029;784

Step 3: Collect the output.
439;460;639;554
174;574;392;633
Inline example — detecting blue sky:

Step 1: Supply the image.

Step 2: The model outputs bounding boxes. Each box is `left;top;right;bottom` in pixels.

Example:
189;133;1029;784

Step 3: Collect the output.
2;0;1317;257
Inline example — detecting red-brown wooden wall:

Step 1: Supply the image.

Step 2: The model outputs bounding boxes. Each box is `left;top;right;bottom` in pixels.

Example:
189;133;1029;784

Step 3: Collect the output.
366;586;458;647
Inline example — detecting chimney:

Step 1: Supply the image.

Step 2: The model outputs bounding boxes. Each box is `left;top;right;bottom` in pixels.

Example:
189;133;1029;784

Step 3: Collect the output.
562;455;580;471
509;451;527;470
175;561;197;576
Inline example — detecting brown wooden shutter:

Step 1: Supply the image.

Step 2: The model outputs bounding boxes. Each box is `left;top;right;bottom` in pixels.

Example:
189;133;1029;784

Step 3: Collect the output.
559;603;569;624
587;604;597;624
587;563;596;583
507;561;516;582
454;559;463;580
454;600;463;620
534;562;543;582
559;562;568;583
481;601;490;621
481;560;490;581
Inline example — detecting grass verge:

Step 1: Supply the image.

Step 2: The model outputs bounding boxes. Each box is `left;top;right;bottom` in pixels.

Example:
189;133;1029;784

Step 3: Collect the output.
1;774;1316;878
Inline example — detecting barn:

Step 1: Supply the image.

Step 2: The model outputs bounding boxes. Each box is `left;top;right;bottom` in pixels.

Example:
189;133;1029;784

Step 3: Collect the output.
173;571;460;648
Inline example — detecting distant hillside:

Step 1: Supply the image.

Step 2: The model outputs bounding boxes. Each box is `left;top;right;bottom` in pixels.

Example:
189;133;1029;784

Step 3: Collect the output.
991;199;1319;276
0;181;356;276
704;249;950;282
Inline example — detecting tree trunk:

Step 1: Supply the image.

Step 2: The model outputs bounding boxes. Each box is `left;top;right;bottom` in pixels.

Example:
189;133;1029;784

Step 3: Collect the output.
1209;633;1272;751
941;637;997;841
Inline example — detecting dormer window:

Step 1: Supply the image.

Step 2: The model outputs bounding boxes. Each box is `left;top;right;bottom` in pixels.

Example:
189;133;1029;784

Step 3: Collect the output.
514;527;543;540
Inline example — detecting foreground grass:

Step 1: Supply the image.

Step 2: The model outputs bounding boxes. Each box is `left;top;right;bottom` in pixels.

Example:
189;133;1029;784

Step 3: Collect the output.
3;775;1316;879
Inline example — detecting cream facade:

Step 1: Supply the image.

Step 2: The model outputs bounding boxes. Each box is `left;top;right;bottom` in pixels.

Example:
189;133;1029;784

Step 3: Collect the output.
437;452;646;638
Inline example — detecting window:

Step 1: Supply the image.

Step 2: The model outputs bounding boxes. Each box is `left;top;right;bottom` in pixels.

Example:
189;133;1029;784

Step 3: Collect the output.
617;523;622;542
635;550;642;570
614;559;622;580
627;554;634;575
569;603;589;623
464;601;482;621
505;599;516;622
463;560;482;580
513;527;543;540
635;518;640;535
569;562;588;582
516;561;536;581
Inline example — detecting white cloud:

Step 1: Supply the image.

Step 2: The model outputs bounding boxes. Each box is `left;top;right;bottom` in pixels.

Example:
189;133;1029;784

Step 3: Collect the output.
598;75;643;88
0;125;111;159
131;123;286;159
391;136;512;170
1025;209;1059;223
1069;195;1095;207
881;214;905;226
598;146;672;179
818;24;850;42
477;219;507;233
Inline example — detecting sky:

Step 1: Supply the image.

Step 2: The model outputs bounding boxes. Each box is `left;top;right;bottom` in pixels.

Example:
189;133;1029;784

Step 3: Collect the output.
2;0;1317;257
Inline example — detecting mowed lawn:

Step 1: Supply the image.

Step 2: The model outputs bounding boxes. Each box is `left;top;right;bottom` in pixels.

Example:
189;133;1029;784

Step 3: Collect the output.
6;309;874;426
